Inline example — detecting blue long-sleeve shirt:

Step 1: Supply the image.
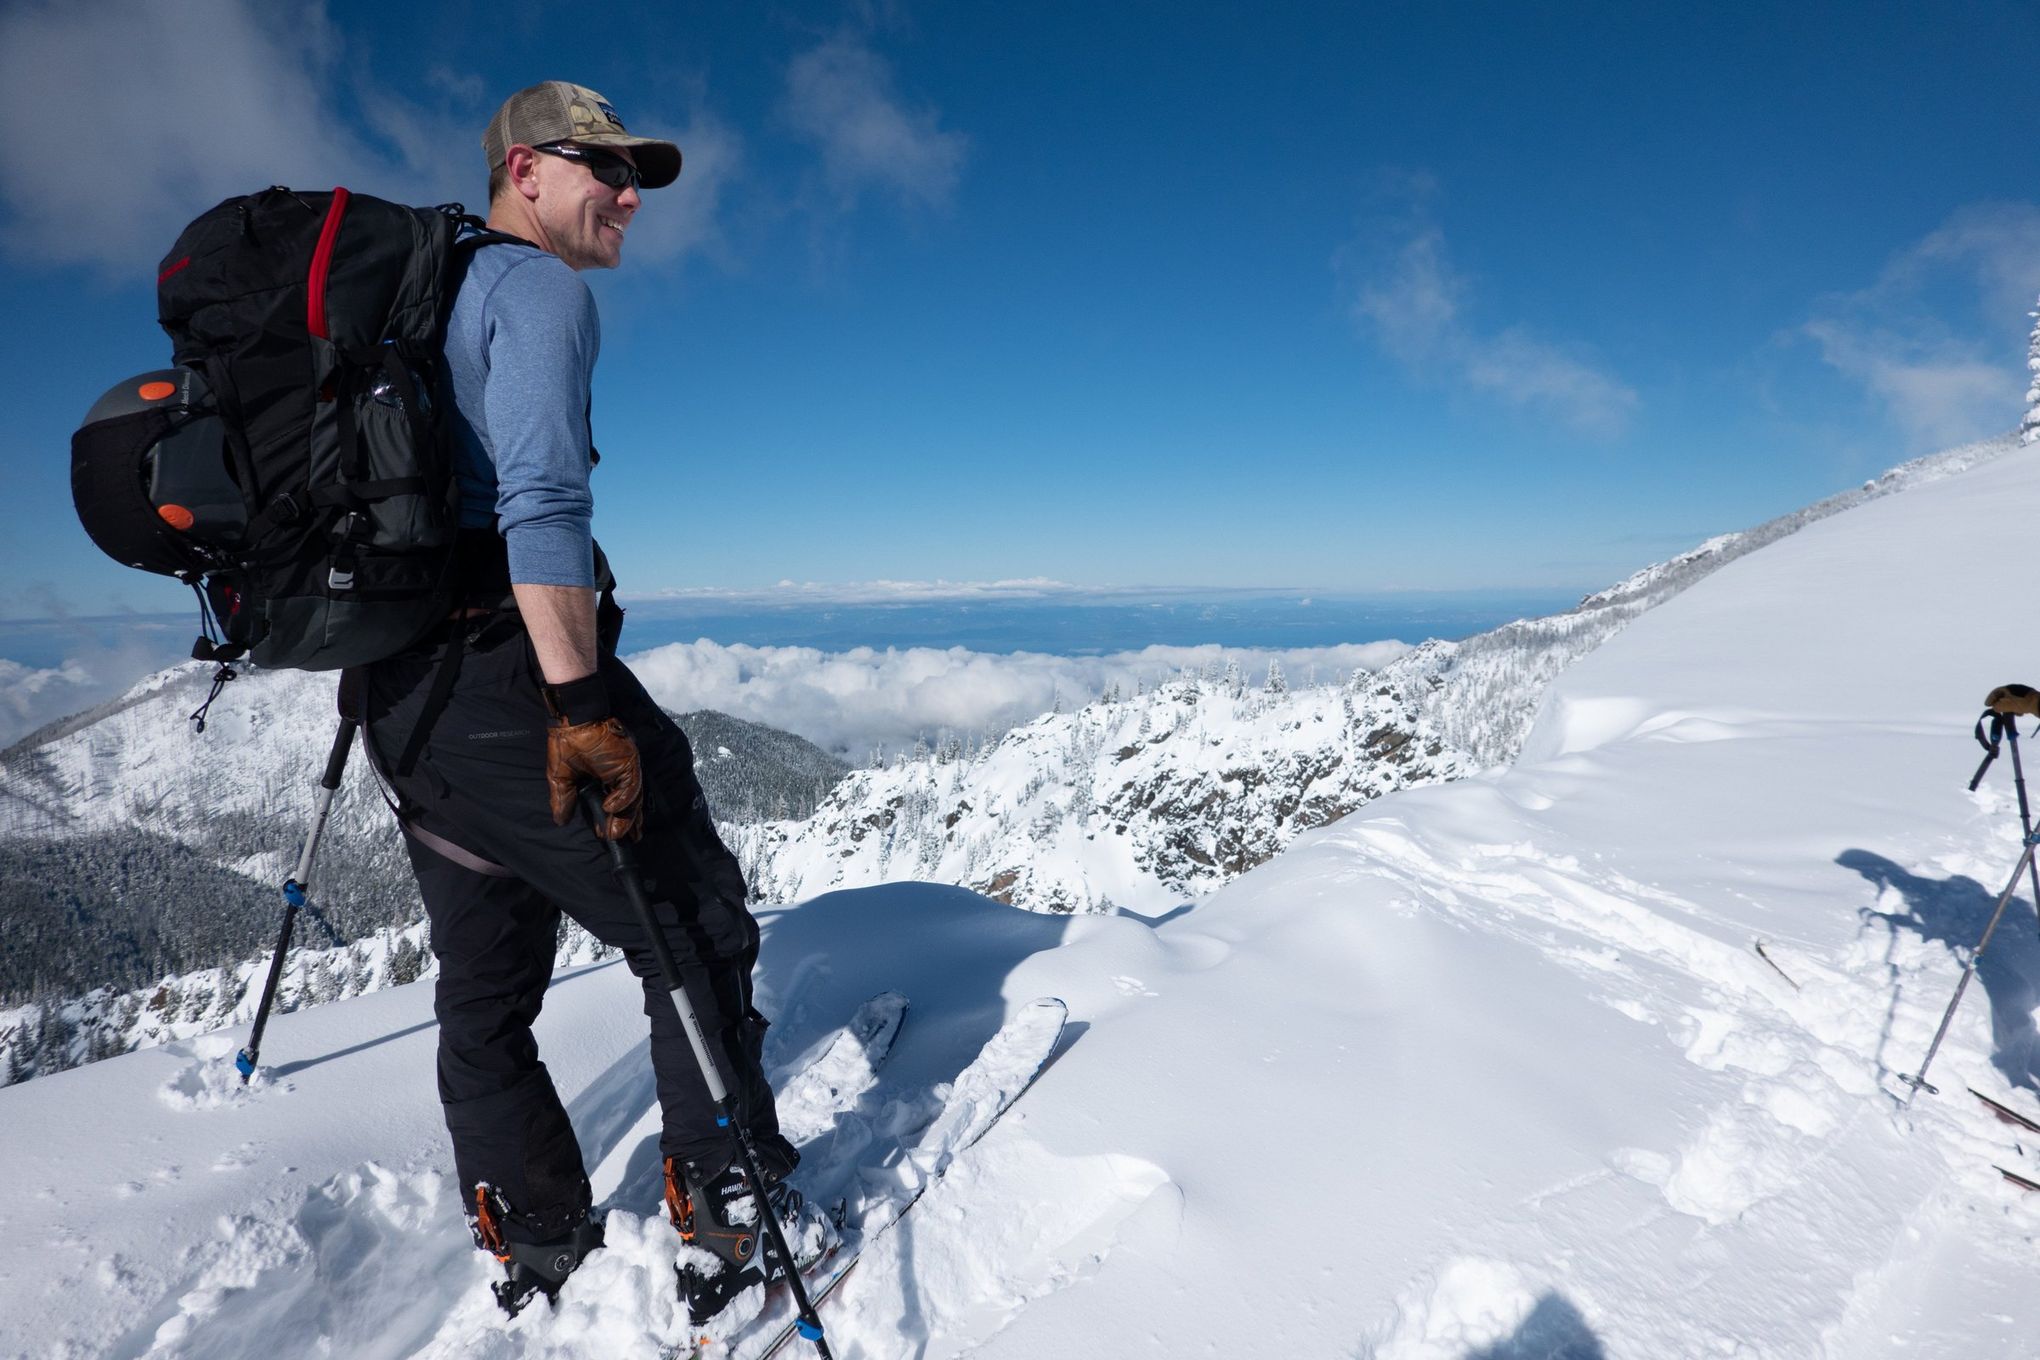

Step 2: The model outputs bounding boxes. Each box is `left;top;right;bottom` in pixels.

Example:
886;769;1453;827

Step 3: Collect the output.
443;240;601;588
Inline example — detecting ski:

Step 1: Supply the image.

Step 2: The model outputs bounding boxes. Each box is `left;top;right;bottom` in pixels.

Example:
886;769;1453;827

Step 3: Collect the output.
1997;1164;2040;1192
773;991;911;1142
687;997;1069;1360
1972;1087;2040;1135
750;997;1068;1360
639;992;906;1360
1752;939;1799;990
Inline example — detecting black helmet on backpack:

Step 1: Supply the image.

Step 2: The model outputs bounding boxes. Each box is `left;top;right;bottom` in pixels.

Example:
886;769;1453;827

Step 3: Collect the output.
73;366;246;576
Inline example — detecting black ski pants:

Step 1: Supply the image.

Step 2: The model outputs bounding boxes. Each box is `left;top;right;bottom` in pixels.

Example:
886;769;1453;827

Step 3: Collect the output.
357;613;788;1244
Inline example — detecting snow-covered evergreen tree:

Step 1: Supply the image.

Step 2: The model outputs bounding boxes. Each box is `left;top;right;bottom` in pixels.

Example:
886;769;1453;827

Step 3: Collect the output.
2024;294;2040;445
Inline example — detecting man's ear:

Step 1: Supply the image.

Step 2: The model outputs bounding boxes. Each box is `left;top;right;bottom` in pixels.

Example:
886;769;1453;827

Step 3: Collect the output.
504;145;542;202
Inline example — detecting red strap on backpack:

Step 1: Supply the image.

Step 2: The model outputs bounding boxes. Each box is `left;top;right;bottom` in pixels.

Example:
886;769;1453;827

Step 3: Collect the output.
306;187;351;340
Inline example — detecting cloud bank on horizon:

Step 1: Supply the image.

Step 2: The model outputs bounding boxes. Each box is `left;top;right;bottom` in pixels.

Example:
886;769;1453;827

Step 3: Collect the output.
625;638;1412;761
0;630;1413;760
625;577;1332;607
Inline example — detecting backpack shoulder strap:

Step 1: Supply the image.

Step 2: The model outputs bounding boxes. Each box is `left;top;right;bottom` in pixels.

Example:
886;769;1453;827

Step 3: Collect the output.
455;226;536;256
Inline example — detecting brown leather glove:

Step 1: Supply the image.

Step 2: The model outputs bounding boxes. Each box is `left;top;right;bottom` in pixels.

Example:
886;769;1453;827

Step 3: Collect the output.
543;673;643;840
1985;684;2040;717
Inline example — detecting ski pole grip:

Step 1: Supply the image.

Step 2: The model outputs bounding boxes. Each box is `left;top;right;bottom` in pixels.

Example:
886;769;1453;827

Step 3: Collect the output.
578;783;638;867
321;719;358;791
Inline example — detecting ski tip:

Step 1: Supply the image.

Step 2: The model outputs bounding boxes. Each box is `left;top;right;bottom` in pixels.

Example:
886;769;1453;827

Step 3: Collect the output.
233;1050;256;1080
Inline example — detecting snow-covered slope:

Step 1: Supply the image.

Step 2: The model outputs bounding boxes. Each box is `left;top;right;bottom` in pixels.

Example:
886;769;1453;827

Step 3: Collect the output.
5;444;2040;1357
1401;431;2017;766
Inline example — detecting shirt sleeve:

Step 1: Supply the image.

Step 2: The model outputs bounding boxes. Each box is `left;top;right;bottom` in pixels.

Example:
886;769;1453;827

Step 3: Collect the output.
477;255;602;588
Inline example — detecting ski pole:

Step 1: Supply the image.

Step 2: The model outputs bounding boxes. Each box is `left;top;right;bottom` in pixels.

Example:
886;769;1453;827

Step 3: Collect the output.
1967;712;2040;937
236;716;357;1080
2003;719;2040;937
577;786;834;1359
1898;824;2040;1102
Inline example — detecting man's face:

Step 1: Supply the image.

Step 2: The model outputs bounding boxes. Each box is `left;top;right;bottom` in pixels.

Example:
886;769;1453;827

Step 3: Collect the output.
528;143;641;271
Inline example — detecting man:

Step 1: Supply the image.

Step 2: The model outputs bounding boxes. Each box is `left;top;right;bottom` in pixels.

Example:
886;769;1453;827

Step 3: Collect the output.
358;81;825;1320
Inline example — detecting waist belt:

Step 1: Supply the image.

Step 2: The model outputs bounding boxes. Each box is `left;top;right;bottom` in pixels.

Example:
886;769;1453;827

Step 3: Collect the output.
403;818;515;878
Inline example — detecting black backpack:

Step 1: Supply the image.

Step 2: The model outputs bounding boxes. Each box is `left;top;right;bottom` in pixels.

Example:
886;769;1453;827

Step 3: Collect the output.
72;186;516;684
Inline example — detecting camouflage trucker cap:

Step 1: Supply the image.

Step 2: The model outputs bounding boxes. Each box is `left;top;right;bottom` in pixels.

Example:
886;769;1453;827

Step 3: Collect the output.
483;81;681;189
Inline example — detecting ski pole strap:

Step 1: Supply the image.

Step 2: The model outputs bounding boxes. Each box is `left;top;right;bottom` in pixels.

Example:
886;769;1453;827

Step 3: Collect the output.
1971;711;2007;792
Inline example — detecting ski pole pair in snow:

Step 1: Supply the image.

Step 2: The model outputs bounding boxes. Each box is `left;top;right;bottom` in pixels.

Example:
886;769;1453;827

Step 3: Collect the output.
1966;706;2040;939
1897;691;2040;1102
237;716;835;1356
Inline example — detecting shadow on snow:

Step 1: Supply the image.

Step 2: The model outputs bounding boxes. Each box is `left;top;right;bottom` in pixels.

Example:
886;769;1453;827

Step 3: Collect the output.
1842;848;2040;1094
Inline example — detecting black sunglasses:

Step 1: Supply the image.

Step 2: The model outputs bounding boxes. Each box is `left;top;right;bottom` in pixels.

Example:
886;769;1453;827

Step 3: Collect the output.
534;142;642;191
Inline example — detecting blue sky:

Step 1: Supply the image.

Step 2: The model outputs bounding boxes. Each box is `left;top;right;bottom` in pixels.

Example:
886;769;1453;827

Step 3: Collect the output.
3;0;2038;623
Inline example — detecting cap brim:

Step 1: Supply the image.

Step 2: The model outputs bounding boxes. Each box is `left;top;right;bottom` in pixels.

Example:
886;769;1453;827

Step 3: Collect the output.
573;133;681;189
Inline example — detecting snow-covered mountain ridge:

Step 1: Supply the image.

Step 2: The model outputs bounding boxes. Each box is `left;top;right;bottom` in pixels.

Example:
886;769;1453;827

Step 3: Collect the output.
730;666;1473;917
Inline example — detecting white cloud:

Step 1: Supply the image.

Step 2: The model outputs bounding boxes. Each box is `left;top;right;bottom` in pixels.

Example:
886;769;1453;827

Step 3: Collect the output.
624;111;743;268
0;631;184;747
1801;202;2040;446
1;1;383;273
1345;210;1639;438
0;657;94;746
781;35;966;211
632;577;1095;606
1801;320;2011;448
0;0;724;276
625;639;1413;762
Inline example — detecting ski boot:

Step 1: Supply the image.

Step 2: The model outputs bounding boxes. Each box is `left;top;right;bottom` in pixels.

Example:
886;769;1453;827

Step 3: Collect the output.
665;1152;836;1325
470;1182;606;1317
